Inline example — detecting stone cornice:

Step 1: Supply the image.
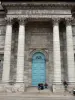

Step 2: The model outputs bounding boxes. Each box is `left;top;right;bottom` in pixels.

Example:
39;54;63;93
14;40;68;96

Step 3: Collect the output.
2;2;75;10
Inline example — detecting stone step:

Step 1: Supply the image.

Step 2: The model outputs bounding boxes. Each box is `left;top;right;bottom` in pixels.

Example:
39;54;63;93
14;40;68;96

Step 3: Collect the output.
0;92;73;96
26;87;51;93
0;93;74;100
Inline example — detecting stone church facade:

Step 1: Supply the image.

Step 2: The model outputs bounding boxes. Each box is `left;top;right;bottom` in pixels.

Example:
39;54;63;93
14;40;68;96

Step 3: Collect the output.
0;1;75;92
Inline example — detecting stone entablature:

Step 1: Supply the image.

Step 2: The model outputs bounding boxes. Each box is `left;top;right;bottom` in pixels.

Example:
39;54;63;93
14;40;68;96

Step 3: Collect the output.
2;2;72;19
2;2;74;24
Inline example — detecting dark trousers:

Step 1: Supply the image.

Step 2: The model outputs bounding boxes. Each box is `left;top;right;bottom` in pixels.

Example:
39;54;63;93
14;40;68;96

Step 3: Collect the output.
64;85;68;91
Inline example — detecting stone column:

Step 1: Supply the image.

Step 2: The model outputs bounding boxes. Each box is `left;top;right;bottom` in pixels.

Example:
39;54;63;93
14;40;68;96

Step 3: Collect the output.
53;18;61;83
16;19;25;86
53;18;62;92
66;18;75;85
2;18;12;82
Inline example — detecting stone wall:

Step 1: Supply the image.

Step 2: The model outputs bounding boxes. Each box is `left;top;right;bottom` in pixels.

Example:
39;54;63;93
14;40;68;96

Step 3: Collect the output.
25;21;52;87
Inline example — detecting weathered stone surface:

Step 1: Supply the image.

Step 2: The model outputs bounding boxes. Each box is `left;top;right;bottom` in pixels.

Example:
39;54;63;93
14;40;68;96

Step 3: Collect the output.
0;1;75;93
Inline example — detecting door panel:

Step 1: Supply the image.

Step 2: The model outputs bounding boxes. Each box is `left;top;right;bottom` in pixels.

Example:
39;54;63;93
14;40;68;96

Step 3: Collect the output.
32;52;46;86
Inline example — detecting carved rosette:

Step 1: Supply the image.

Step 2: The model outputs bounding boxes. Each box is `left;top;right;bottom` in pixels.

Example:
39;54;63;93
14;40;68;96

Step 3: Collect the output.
52;18;60;26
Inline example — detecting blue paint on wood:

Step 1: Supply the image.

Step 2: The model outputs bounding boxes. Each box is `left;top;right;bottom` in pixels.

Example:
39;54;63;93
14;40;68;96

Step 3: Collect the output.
32;52;46;86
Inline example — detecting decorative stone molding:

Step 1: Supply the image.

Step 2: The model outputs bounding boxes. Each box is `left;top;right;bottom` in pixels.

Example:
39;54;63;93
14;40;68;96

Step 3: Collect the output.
29;49;49;62
7;10;71;15
5;17;13;25
2;2;75;10
65;17;73;25
7;14;71;19
52;18;60;25
18;18;27;25
5;17;28;25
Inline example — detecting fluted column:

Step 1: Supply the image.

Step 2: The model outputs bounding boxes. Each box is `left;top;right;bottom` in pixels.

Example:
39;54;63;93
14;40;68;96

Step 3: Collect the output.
2;18;12;82
66;18;75;83
53;18;61;84
16;19;25;83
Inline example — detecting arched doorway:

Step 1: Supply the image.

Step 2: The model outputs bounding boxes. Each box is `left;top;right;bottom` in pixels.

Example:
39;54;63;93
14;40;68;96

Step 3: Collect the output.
32;52;46;86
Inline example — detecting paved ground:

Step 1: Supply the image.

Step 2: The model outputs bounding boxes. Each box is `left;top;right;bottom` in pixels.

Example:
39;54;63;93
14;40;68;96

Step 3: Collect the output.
0;93;75;100
0;97;75;100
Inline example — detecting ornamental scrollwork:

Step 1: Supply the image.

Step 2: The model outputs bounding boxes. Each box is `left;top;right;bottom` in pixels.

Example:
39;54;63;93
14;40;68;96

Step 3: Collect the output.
65;17;74;25
18;18;27;25
52;18;60;25
5;17;13;25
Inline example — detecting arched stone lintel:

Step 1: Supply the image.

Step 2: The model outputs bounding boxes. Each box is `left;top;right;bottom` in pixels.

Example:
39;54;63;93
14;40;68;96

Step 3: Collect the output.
29;49;49;62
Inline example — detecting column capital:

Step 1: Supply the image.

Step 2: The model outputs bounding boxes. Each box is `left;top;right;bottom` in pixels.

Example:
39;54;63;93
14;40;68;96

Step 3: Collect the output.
18;18;27;25
5;17;13;25
65;17;73;25
52;18;60;25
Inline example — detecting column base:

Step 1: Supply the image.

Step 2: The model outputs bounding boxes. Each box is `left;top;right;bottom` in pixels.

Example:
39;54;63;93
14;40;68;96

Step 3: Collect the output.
0;82;14;93
53;83;64;93
14;82;25;92
0;82;26;93
68;82;75;92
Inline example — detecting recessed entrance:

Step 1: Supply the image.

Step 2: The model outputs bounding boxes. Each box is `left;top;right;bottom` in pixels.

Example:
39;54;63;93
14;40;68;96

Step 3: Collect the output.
32;52;46;86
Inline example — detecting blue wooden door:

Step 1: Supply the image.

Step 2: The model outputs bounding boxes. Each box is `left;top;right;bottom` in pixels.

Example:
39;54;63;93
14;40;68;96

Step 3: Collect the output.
32;52;46;86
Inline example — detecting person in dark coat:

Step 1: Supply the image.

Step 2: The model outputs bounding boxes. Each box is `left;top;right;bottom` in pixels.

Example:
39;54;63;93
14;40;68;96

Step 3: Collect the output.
44;83;48;89
73;88;75;96
40;83;44;90
38;83;41;90
63;81;68;91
